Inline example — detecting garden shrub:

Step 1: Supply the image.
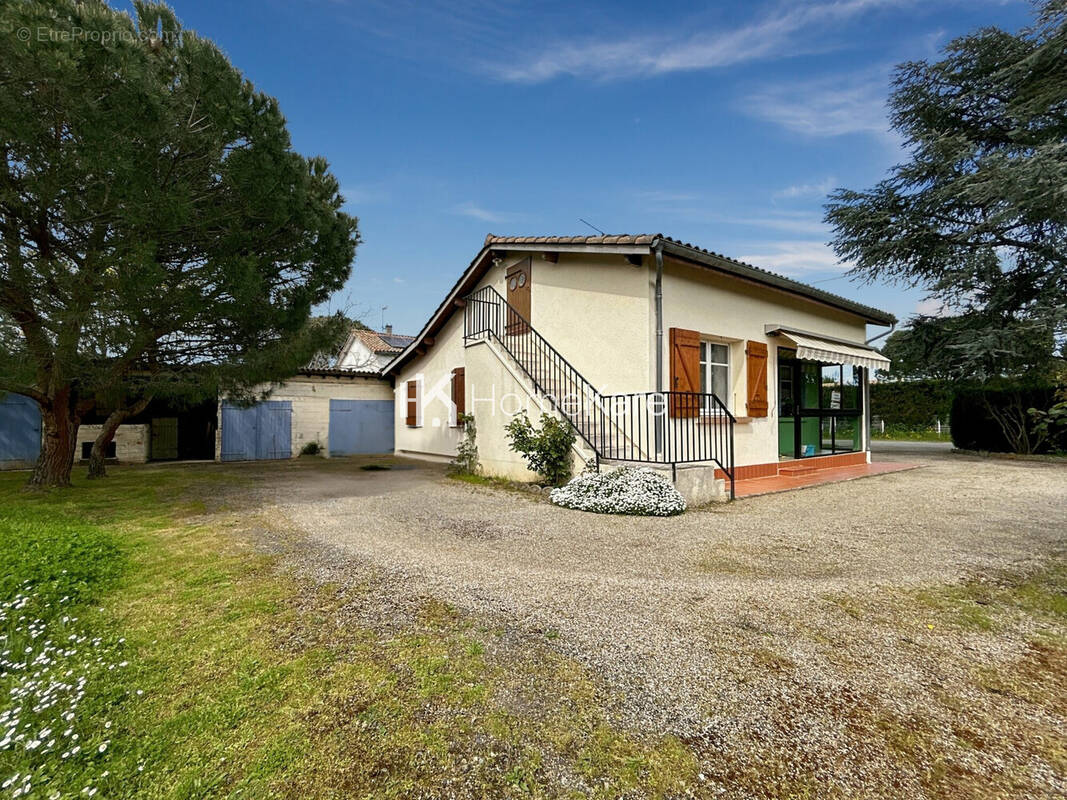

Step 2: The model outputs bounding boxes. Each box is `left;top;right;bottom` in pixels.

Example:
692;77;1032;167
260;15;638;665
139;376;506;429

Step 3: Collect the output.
300;441;321;456
504;412;575;486
550;467;686;516
870;380;953;428
951;384;1060;454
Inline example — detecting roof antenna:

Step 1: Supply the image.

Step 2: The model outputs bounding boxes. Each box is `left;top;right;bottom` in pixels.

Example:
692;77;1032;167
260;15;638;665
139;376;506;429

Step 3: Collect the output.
578;218;605;235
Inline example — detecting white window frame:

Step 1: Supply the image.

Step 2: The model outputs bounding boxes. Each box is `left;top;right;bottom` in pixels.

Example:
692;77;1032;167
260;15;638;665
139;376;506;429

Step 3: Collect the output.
699;339;732;414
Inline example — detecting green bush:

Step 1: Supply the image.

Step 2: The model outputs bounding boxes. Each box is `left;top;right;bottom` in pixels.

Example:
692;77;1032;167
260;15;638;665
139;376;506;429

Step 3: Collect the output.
504;412;575;486
300;441;321;456
870;380;953;427
951;384;1060;454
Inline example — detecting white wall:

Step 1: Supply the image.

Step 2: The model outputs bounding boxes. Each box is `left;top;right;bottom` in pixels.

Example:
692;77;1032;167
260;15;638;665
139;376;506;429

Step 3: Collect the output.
337;338;391;371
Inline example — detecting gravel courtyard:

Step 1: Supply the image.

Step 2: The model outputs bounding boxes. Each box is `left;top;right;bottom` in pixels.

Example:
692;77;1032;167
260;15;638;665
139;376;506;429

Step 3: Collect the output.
255;450;1066;797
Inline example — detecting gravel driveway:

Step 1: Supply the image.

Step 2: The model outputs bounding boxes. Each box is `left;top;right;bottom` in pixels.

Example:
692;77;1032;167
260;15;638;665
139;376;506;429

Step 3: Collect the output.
262;452;1067;797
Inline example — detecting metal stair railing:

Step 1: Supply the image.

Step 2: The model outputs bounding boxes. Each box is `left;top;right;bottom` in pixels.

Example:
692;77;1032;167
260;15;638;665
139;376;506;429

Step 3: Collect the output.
463;285;735;498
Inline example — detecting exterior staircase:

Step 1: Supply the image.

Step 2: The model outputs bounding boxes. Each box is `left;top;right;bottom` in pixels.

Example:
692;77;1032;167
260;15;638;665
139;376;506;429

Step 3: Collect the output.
463;285;736;496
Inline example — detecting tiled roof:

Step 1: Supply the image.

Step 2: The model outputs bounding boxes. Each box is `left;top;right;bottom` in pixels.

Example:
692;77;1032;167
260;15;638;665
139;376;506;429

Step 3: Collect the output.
483;233;895;326
485;234;657;246
354;328;415;354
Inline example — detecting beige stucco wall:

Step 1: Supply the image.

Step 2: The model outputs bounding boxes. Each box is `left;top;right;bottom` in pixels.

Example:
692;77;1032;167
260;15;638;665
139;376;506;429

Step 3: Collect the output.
393;312;468;460
216;375;393;460
660;258;868;467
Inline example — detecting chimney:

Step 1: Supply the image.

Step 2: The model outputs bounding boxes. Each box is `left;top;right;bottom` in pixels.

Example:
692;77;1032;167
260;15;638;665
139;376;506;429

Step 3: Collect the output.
384;324;393;334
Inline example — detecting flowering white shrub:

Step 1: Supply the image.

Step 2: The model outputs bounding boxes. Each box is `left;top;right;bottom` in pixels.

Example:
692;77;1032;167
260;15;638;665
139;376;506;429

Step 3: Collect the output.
549;467;686;516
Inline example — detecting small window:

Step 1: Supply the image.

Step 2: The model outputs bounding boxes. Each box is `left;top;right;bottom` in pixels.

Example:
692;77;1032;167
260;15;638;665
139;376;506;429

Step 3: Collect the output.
699;340;730;412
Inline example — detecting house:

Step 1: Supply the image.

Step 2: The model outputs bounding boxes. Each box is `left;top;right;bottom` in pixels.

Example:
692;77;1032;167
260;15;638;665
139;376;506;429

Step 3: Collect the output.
384;234;894;501
336;326;416;371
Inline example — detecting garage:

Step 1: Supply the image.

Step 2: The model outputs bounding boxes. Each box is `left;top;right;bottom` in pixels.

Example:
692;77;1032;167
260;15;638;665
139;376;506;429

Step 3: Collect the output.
328;399;394;455
0;393;42;469
220;401;293;461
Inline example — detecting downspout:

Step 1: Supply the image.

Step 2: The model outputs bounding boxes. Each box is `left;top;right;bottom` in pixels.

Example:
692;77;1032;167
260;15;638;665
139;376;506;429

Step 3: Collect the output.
653;240;665;458
863;321;894;459
865;321;895;346
654;241;664;393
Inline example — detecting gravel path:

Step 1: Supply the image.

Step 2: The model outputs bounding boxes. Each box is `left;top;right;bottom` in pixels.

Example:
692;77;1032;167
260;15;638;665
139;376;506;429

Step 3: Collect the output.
253;453;1067;796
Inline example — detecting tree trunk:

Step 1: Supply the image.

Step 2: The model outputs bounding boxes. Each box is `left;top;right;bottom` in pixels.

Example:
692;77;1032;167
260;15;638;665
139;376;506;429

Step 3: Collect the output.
87;409;125;479
87;396;151;479
28;398;79;489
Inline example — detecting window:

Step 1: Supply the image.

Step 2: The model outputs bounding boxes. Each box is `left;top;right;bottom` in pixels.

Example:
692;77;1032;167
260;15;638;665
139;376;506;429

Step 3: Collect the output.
699;341;730;412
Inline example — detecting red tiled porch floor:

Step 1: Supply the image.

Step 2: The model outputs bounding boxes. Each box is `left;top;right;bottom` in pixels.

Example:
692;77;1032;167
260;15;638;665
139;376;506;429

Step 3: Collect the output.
731;461;918;498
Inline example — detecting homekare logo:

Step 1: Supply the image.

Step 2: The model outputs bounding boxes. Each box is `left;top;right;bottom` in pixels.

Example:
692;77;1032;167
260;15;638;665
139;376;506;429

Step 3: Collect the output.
403;372;686;428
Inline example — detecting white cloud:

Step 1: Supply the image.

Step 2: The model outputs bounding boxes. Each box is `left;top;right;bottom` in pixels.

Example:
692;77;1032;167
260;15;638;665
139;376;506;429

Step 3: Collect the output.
453;202;526;225
488;0;902;83
914;297;955;317
744;69;893;137
773;177;837;200
738;240;848;275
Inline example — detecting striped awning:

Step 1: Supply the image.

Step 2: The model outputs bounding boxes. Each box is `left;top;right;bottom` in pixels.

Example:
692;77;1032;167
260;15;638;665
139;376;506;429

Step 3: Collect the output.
776;329;890;371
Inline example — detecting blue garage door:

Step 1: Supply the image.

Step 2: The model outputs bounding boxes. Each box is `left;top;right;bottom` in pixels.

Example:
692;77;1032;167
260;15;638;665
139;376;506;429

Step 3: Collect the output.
0;394;42;466
329;399;394;455
221;401;292;461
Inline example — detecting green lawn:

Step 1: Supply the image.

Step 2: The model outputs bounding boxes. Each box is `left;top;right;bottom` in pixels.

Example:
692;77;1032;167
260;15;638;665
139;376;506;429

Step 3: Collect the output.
0;466;694;799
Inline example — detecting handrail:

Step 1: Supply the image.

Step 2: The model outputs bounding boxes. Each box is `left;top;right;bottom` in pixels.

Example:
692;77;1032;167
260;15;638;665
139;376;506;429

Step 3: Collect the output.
463;285;735;498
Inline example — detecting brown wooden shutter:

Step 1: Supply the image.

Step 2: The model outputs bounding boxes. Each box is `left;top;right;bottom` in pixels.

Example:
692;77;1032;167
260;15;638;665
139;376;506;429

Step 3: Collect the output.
669;327;701;418
451;367;465;424
406;380;418;426
746;341;769;417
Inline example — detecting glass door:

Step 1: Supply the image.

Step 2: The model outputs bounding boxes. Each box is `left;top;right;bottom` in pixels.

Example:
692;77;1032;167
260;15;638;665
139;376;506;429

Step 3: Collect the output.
777;349;863;458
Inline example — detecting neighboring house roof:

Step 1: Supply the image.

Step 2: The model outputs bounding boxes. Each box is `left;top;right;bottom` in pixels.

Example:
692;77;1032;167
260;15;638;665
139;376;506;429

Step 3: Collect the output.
384;233;897;376
336;328;416;370
353;328;416;355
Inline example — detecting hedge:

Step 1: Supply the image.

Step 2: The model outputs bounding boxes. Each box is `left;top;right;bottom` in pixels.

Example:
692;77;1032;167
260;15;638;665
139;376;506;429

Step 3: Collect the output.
870;380;953;428
950;384;1059;454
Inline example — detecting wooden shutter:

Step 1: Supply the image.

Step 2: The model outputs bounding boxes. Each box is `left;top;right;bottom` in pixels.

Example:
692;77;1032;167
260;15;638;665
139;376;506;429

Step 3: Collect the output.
746;341;769;417
451;367;465;425
406;380;418;426
669;327;701;418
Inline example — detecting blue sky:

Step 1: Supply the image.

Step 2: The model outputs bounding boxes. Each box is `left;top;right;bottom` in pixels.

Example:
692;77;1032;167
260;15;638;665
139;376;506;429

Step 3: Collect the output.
161;0;1031;335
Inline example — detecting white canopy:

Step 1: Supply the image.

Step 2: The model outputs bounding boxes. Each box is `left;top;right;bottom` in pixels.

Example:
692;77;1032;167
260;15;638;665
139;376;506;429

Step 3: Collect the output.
777;329;890;371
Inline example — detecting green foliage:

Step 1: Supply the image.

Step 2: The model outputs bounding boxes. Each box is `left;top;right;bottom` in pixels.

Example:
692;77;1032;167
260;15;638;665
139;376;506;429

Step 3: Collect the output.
504;412;575;486
0;0;359;485
826;2;1067;383
951;384;1060;454
1030;387;1067;452
300;441;322;456
870;380;953;427
0;508;125;610
448;413;479;476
